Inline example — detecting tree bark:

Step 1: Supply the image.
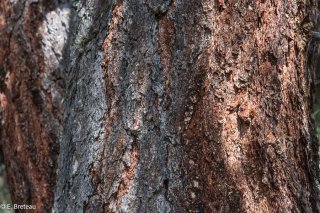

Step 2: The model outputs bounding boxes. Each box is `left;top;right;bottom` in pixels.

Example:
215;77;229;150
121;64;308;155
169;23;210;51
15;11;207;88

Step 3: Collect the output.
1;0;320;212
0;0;69;211
54;0;320;212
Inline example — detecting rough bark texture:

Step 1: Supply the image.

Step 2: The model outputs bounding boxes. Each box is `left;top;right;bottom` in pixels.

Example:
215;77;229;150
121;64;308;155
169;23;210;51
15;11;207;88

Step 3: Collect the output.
0;0;320;212
0;0;69;211
53;0;320;212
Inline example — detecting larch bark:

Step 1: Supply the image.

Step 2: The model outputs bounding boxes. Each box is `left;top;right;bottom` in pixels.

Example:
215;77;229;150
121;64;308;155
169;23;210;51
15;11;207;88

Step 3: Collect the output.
0;0;320;213
0;0;69;211
54;0;320;212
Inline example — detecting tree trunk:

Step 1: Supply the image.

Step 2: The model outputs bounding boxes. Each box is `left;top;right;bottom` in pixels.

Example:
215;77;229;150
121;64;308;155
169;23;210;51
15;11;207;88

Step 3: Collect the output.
0;0;69;211
1;0;320;212
54;0;320;212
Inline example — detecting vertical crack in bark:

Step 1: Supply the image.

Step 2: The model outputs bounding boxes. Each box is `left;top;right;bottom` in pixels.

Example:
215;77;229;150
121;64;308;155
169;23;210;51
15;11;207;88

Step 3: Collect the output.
155;1;175;93
114;138;140;209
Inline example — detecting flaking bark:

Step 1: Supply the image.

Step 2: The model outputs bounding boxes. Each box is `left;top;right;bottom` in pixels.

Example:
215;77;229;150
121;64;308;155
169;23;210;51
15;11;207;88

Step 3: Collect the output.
55;0;320;212
1;0;320;212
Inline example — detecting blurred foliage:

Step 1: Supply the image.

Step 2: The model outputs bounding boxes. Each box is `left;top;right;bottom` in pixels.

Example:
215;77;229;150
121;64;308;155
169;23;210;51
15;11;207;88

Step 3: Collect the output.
314;58;320;150
313;102;320;137
0;164;12;213
313;57;320;150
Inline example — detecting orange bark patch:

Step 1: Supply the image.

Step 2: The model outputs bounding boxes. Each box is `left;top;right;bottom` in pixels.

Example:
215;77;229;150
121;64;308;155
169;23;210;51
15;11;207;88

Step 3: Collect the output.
116;144;139;203
102;2;123;65
0;93;6;109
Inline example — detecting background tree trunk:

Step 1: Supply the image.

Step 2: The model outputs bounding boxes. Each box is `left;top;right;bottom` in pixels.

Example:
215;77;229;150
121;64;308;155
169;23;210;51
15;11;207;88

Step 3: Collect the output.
0;0;69;211
1;0;320;212
54;0;320;212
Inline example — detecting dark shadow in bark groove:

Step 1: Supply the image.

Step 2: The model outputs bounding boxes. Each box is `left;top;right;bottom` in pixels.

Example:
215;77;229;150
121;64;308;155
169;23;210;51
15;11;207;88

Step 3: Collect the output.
308;36;320;211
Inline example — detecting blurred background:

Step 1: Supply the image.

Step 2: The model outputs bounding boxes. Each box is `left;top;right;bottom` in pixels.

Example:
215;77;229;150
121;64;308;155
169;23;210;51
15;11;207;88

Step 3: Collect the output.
313;62;320;154
0;153;12;212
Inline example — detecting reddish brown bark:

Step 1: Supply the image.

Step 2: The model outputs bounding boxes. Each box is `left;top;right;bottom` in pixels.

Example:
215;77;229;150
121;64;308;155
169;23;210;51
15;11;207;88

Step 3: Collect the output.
0;1;67;211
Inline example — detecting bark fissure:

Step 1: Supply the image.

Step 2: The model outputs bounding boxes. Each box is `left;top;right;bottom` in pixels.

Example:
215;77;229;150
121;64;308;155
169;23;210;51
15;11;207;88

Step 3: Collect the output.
1;0;319;212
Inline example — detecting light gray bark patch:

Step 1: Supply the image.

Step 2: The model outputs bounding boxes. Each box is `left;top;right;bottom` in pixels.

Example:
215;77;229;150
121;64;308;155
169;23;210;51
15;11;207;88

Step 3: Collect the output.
53;1;114;212
40;5;70;110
